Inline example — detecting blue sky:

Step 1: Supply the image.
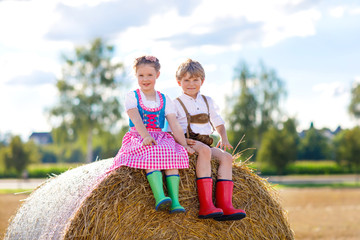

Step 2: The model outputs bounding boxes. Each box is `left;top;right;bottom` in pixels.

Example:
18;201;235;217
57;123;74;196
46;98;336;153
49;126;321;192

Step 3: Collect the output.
1;0;359;140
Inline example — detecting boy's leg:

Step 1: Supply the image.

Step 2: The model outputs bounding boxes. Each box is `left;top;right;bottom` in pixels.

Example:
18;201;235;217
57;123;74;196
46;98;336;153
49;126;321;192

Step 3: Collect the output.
146;170;172;211
196;177;223;218
165;169;186;213
210;148;233;179
189;140;212;178
190;141;223;218
211;149;246;221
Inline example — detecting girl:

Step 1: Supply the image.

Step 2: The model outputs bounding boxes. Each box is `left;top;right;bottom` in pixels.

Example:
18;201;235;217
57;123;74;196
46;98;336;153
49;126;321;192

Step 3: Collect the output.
109;55;194;213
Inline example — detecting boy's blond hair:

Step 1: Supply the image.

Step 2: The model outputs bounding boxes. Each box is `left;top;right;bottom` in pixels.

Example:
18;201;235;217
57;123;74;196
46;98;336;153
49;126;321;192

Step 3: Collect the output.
176;59;205;81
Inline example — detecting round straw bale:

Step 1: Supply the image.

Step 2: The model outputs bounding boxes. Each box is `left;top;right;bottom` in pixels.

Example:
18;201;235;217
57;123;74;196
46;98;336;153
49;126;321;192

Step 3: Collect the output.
5;156;294;240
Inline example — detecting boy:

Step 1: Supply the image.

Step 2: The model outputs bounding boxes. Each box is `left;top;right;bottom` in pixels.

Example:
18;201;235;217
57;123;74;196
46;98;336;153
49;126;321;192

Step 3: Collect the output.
172;58;246;221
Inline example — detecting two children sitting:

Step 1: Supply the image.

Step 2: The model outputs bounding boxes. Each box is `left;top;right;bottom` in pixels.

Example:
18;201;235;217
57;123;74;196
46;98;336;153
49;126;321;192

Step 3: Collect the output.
111;56;246;221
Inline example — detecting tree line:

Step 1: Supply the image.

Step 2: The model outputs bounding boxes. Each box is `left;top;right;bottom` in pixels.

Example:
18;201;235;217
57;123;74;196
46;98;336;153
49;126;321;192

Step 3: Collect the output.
1;38;360;176
226;60;360;175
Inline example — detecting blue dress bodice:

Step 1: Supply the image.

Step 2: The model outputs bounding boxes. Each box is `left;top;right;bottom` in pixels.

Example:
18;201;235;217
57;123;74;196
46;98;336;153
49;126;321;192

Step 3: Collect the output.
129;89;166;129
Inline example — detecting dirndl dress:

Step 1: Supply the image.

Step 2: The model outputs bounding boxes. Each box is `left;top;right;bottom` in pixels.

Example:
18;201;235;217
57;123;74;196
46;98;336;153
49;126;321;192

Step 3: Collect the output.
108;89;189;171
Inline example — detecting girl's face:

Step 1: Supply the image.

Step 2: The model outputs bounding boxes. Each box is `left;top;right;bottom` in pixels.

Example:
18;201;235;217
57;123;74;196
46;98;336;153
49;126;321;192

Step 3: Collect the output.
136;64;160;93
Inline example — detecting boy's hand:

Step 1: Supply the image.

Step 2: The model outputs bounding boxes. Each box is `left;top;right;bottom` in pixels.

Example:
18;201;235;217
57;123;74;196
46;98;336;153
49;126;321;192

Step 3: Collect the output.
143;136;157;146
216;139;233;151
186;138;196;146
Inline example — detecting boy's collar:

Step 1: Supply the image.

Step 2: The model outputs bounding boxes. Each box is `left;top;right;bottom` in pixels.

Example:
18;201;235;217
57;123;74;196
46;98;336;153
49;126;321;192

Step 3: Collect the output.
182;91;201;100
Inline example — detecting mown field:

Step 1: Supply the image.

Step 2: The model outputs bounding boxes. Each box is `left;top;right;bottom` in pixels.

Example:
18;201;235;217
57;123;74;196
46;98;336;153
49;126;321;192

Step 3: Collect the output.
1;188;360;239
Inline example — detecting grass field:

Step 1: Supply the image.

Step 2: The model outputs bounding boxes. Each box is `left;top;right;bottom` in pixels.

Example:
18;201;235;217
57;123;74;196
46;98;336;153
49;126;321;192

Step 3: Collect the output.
1;188;360;239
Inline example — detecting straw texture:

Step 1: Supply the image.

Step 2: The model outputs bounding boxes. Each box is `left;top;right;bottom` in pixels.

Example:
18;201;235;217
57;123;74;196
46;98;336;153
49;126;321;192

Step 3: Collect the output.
5;156;294;240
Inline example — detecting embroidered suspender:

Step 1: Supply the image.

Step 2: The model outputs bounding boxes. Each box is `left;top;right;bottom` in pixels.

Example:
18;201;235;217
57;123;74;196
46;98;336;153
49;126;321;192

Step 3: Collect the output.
176;95;215;138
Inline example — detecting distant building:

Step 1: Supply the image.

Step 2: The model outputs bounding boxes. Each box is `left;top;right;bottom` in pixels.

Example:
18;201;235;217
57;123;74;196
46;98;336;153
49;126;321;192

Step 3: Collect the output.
29;132;53;145
298;122;342;140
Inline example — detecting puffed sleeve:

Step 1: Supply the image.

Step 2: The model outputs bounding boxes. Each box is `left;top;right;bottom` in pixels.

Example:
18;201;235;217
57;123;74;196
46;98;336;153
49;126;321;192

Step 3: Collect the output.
164;95;176;116
207;96;225;127
124;91;138;111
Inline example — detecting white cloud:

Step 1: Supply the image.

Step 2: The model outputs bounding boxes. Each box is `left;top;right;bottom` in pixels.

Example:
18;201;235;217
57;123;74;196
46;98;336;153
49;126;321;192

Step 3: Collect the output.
354;76;360;85
0;1;61;48
0;0;359;138
312;82;348;98
329;6;346;18
0;84;57;139
112;0;322;52
262;8;321;47
349;7;360;15
0;52;61;85
59;0;114;7
285;93;354;131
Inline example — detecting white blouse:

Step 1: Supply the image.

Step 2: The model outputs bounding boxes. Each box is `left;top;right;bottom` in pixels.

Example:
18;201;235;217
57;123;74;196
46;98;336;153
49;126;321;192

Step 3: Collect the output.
173;92;225;135
125;90;176;116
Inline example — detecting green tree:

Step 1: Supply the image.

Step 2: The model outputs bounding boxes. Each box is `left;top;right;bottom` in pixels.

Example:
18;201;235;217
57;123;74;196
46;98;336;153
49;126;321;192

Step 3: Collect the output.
4;136;31;176
49;38;125;163
256;61;286;140
226;61;257;150
256;118;298;175
226;60;286;151
334;127;360;174
93;126;128;159
349;82;360;124
298;123;331;160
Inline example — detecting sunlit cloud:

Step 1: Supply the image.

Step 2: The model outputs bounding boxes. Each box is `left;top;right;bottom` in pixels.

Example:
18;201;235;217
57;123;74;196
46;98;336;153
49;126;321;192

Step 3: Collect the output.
0;52;60;85
262;8;321;47
329;6;346;18
312;82;348;97
6;70;56;86
353;76;360;87
349;7;360;15
0;0;360;138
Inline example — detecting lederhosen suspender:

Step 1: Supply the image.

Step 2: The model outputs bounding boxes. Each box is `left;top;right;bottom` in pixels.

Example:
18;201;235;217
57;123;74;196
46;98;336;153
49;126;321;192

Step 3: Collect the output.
176;95;215;138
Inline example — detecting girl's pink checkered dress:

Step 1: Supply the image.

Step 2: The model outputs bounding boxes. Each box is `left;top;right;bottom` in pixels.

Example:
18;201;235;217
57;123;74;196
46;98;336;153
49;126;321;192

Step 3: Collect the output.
109;90;189;171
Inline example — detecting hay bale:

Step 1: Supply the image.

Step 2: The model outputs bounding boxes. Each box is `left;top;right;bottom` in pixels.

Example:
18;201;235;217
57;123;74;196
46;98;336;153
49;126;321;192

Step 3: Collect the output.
5;156;294;239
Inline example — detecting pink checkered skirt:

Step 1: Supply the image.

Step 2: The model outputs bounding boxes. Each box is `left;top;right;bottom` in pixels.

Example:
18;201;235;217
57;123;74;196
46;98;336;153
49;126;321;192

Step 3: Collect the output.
108;128;189;171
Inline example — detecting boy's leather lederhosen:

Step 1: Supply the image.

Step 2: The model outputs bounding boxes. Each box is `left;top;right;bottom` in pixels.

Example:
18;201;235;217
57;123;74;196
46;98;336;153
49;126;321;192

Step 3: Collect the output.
176;95;215;146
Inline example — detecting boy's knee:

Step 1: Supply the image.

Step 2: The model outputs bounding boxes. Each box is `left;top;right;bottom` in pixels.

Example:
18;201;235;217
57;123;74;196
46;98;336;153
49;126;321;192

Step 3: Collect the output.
197;144;211;157
219;152;233;165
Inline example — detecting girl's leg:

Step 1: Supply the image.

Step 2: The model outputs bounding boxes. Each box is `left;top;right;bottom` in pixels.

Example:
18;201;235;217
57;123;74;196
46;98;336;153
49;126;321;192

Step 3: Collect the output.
164;169;178;176
210;148;246;221
165;169;185;213
146;169;172;211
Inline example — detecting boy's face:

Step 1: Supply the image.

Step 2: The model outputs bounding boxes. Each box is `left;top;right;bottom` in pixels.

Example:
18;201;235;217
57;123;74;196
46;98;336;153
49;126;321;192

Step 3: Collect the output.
177;72;204;98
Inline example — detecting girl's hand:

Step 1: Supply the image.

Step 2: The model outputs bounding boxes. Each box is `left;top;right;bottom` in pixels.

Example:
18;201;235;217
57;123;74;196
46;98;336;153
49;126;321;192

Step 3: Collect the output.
186;138;196;146
184;145;195;155
143;136;157;146
216;139;233;151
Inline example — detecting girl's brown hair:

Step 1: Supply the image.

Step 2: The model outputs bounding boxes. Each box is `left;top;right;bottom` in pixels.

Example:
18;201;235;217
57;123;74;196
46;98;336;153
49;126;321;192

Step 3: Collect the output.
133;55;161;72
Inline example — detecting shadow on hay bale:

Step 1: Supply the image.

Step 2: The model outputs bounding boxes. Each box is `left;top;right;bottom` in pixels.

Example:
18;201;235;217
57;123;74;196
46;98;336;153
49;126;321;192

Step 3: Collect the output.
5;156;294;240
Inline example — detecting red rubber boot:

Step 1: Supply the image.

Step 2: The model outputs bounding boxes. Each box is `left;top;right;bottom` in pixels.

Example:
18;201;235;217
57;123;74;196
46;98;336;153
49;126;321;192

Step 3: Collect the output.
196;178;223;219
214;180;246;221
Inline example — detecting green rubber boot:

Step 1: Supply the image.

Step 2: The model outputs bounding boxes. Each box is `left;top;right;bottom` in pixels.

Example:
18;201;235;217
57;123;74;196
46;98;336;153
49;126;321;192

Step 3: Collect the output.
166;175;186;213
146;171;172;211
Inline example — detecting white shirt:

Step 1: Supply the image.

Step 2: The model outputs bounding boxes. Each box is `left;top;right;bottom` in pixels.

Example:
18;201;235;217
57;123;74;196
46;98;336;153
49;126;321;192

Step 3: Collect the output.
125;90;176;116
172;92;225;135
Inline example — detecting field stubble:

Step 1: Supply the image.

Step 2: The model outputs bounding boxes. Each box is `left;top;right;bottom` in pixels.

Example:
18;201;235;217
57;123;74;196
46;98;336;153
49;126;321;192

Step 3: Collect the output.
280;188;360;240
1;188;360;239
